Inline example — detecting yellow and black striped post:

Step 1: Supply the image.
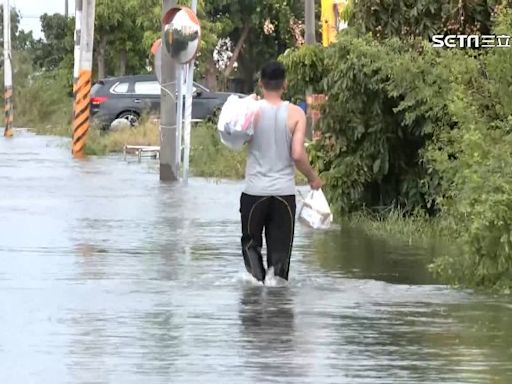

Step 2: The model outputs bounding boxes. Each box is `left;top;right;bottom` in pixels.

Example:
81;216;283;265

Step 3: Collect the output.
72;69;92;157
4;87;14;137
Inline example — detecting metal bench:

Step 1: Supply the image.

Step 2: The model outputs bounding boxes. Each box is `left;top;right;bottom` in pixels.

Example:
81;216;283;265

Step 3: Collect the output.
123;145;160;162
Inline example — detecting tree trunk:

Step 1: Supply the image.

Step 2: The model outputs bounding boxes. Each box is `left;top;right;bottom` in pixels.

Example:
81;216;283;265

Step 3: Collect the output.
119;49;128;75
205;59;218;91
97;35;108;79
239;53;255;94
223;23;250;79
304;0;316;44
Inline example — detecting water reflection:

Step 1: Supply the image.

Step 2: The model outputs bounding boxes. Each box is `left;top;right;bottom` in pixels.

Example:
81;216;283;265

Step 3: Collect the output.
239;286;295;344
239;286;305;382
310;226;438;285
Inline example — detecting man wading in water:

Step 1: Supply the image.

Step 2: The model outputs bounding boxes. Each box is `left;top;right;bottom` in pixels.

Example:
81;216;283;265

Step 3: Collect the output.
240;60;323;283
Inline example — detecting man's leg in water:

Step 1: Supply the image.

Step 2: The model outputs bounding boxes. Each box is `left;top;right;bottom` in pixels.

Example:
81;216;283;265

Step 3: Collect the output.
240;193;271;282
265;195;296;280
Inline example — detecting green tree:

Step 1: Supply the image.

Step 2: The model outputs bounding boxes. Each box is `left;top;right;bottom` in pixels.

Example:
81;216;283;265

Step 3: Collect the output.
32;13;74;71
94;0;157;78
0;5;36;51
14;30;37;51
0;4;20;45
135;0;305;91
88;0;306;90
349;0;496;39
209;0;305;92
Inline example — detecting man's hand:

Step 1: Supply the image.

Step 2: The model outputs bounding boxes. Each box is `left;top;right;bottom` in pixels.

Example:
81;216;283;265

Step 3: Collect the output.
309;176;324;190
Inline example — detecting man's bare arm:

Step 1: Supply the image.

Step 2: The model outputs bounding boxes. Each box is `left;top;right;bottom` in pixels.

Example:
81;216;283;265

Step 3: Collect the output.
291;106;321;187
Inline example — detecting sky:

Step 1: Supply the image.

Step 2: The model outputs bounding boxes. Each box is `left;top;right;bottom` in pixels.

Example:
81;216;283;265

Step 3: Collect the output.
14;0;75;39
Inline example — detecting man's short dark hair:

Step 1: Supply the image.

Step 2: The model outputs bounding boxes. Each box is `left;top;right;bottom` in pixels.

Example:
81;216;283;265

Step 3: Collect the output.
260;60;286;91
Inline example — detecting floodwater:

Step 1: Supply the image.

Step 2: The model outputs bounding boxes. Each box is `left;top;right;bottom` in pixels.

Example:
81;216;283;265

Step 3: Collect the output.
1;130;511;384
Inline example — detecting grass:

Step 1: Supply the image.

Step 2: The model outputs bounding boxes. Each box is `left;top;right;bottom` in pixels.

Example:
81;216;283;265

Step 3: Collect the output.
25;115;310;182
189;122;308;183
344;207;449;246
11;63;74;136
72;119;309;183
84;118;160;155
29;120;73;137
78;119;247;178
16;98;73;137
189;121;247;179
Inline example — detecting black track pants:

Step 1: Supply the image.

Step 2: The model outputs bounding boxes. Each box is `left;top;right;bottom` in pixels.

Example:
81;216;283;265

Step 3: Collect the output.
240;193;296;282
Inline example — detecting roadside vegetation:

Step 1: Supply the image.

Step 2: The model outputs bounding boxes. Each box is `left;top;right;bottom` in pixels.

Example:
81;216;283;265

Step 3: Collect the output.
280;2;512;292
1;1;512;292
345;209;446;247
84;119;159;156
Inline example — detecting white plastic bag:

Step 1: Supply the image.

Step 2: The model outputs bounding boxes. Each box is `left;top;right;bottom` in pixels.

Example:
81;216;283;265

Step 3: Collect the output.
217;95;260;150
299;189;333;229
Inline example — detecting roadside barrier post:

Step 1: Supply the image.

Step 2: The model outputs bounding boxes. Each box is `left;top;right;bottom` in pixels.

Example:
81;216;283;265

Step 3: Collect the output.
72;0;95;158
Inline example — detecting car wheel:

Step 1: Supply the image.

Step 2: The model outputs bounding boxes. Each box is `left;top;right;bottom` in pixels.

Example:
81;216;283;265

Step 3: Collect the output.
117;111;139;127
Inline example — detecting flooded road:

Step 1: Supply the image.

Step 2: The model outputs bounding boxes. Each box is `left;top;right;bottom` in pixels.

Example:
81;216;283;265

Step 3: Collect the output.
1;131;511;384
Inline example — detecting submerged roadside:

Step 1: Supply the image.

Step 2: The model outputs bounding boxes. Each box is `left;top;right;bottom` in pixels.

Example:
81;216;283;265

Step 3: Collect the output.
22;119;455;288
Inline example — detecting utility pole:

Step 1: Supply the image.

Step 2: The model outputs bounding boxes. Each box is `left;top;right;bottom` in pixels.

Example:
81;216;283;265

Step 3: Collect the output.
3;0;13;137
72;0;95;158
304;0;316;141
176;64;184;169
73;0;82;85
65;0;69;18
305;0;316;44
182;0;198;185
160;0;178;181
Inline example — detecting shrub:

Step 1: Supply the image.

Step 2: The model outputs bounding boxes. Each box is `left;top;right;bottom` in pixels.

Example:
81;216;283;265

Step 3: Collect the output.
302;35;457;215
281;6;512;291
278;43;327;103
426;7;512;291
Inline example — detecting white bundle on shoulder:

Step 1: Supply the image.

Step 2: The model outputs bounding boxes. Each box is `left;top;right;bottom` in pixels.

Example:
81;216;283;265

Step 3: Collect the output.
217;95;260;150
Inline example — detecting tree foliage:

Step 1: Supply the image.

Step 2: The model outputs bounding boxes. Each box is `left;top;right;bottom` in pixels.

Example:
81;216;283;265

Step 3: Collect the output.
198;0;305;91
32;14;75;71
0;5;20;43
6;0;307;91
94;0;159;78
349;0;497;39
279;44;327;103
0;5;36;51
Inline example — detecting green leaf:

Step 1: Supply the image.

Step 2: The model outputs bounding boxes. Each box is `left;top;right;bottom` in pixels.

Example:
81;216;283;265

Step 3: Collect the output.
373;158;381;174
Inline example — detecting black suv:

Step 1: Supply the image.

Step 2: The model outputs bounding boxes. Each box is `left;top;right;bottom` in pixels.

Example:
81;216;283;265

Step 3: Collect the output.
90;74;243;128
